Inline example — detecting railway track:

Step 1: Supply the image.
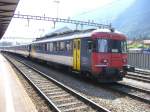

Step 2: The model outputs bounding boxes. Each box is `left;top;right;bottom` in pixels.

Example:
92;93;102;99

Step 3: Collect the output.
4;54;110;112
108;82;150;104
134;69;150;76
126;72;150;83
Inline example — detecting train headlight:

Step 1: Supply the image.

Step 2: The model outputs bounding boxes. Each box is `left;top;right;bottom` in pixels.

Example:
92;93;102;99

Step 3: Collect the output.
123;58;127;63
101;59;108;63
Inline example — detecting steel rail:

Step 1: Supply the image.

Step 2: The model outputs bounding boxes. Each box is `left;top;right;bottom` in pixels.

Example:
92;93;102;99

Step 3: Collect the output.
108;82;150;104
4;54;111;112
4;54;61;112
126;73;150;83
134;69;150;76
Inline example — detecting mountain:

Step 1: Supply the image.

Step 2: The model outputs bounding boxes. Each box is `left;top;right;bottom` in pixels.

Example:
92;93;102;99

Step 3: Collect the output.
71;0;150;39
113;0;150;39
52;0;150;39
74;0;134;22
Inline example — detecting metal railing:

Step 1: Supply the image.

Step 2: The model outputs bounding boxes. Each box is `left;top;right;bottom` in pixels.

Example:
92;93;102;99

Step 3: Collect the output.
128;53;150;69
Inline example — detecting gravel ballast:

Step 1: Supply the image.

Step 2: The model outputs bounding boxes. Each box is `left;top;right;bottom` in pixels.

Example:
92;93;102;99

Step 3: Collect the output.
26;60;150;112
11;62;53;112
6;54;150;112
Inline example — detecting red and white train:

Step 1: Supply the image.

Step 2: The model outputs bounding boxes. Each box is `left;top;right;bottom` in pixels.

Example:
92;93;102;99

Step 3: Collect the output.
1;28;128;82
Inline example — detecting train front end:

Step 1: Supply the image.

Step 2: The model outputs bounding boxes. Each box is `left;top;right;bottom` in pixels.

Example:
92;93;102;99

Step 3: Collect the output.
91;29;127;82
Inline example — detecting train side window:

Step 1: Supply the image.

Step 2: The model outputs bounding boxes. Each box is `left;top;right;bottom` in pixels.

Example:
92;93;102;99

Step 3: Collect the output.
44;43;47;51
87;40;93;52
46;43;49;51
44;43;46;51
56;42;60;51
50;43;53;52
42;44;44;51
38;44;41;51
53;42;57;51
40;44;42;51
35;44;37;50
47;43;49;51
66;40;72;51
37;44;40;50
37;44;39;51
60;41;65;51
49;43;51;51
69;41;72;51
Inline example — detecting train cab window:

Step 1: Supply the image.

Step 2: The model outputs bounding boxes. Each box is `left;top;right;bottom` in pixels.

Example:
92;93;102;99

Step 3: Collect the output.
98;39;108;52
121;41;127;53
108;40;127;53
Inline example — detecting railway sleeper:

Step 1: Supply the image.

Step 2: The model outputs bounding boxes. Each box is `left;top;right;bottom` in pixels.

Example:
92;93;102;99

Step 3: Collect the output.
49;93;70;99
46;91;67;96
57;101;82;108
55;97;77;104
62;105;89;112
42;88;62;93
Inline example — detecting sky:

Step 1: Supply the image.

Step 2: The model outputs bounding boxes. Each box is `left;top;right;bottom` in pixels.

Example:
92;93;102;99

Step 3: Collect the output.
2;0;116;43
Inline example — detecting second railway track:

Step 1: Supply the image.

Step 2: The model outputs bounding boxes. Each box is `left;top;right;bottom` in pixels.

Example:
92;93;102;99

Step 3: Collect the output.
4;54;110;112
134;69;150;76
107;82;150;104
126;72;150;83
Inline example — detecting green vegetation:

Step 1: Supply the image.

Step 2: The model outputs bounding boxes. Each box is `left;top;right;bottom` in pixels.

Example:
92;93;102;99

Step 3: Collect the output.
128;41;149;49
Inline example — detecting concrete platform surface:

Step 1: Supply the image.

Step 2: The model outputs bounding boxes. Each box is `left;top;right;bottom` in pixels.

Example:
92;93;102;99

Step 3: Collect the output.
0;54;37;112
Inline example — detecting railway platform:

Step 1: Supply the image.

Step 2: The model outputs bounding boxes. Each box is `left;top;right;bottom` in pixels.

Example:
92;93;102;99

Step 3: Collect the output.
0;54;37;112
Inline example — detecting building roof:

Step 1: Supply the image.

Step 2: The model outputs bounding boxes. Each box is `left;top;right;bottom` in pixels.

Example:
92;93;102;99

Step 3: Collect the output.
143;40;150;45
0;0;20;39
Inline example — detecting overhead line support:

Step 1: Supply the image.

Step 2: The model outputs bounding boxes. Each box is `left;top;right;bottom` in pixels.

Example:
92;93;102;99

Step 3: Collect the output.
13;14;111;29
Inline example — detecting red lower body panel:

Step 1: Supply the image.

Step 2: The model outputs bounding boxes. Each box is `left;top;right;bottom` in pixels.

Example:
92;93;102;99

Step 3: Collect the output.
91;52;127;82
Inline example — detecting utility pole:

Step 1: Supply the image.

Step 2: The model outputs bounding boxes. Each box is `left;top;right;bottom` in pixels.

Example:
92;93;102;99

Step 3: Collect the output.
53;0;60;18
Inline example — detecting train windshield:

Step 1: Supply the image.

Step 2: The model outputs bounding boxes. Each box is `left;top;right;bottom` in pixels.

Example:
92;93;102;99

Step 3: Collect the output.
97;39;127;53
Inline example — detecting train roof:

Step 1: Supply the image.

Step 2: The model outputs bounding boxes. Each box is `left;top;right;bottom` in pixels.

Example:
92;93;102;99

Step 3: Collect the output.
32;28;125;44
3;43;31;47
93;28;122;34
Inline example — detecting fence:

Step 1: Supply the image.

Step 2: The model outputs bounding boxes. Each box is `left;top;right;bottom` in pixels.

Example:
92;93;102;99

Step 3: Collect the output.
128;53;150;69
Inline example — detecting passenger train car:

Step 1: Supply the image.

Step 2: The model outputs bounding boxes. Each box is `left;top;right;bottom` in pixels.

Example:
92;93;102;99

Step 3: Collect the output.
2;44;30;57
2;28;128;82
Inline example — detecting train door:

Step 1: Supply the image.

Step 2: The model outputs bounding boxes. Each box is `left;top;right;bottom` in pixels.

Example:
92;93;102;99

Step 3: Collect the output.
28;44;31;57
73;39;81;71
30;44;36;58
